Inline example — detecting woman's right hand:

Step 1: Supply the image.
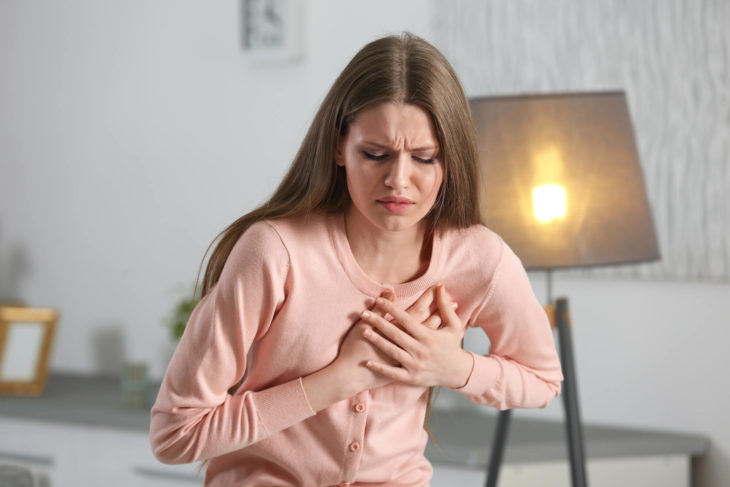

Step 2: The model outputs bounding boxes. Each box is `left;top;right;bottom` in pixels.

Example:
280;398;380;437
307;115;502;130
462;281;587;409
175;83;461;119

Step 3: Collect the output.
333;285;446;393
302;285;447;412
333;291;398;392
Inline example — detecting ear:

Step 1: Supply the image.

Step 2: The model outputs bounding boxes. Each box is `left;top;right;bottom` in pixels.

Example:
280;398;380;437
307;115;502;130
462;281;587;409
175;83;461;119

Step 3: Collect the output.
334;142;346;167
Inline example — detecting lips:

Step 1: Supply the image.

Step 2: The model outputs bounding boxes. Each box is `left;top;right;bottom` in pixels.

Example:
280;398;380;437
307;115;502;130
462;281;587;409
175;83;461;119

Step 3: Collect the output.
377;196;414;214
378;196;413;204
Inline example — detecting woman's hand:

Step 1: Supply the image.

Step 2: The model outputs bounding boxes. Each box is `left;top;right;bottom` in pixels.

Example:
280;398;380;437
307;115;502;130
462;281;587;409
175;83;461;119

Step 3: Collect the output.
360;284;474;389
334;287;445;391
302;285;453;412
333;291;398;393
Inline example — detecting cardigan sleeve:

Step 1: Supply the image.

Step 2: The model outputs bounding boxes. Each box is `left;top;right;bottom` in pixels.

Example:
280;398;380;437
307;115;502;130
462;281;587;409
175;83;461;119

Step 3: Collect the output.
150;222;315;464
454;240;563;410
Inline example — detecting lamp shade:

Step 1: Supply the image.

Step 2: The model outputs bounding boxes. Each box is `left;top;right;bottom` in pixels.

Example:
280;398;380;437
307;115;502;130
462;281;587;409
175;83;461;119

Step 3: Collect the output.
470;92;660;270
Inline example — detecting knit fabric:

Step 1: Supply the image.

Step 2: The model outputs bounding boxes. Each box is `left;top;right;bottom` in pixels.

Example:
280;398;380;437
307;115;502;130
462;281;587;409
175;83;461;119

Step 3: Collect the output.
150;212;562;486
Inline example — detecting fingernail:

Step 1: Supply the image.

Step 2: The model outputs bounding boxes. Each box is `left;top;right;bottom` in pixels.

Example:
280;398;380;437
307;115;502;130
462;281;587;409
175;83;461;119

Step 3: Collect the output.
362;310;371;318
375;297;384;305
363;328;371;337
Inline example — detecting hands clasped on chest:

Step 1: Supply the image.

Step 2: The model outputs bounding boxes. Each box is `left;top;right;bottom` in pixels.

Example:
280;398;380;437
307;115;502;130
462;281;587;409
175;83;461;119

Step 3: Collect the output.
341;284;474;390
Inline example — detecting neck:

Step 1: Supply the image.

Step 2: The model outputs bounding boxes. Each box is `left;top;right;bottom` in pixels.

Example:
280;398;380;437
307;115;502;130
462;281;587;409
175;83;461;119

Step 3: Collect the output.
344;208;432;285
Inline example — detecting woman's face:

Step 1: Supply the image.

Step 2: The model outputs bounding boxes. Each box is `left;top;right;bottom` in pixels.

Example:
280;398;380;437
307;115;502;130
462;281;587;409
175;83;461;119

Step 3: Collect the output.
336;102;444;236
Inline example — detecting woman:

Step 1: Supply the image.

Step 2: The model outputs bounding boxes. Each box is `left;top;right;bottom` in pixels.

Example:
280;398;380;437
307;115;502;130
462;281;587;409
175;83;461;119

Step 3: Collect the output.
150;33;562;486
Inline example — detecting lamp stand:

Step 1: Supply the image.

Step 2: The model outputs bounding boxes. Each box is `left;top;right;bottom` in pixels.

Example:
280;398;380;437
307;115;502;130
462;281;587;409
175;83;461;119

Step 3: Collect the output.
485;296;588;487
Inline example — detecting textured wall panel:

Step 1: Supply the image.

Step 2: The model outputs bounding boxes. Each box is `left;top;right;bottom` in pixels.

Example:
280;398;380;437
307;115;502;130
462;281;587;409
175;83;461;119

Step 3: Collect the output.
432;0;730;281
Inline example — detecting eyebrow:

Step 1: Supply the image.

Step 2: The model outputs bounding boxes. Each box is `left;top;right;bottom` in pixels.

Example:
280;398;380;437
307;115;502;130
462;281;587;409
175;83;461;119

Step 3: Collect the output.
361;141;439;152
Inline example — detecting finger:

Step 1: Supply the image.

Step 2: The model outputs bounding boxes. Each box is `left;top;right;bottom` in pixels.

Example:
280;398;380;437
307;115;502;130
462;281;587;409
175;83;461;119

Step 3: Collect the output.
422;312;442;330
406;285;438;320
421;301;458;330
436;284;461;328
369;290;396;318
377;290;396;319
364;359;411;382
362;327;411;365
375;297;427;340
362;308;422;351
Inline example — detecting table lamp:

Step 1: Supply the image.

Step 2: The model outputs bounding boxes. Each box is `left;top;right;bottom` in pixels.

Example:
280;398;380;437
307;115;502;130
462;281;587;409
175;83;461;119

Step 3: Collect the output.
469;91;660;487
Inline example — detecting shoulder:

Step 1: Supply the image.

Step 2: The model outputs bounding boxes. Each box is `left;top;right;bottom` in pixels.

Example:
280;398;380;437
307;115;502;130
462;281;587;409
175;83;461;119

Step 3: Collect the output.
444;224;503;246
438;225;531;312
224;220;292;278
440;224;506;267
436;224;533;292
266;212;331;235
264;212;334;250
234;220;284;250
233;213;329;249
228;213;332;263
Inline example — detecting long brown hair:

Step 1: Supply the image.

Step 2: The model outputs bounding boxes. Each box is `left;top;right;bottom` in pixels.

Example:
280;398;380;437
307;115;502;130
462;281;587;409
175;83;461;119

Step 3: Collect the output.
198;32;481;297
196;32;481;451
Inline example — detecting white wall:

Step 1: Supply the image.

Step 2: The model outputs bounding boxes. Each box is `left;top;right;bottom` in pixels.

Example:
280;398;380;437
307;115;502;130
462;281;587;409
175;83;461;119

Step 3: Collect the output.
0;0;432;377
2;2;728;486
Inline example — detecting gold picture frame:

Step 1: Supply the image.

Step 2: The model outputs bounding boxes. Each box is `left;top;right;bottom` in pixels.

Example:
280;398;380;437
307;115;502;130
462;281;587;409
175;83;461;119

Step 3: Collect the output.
0;307;58;396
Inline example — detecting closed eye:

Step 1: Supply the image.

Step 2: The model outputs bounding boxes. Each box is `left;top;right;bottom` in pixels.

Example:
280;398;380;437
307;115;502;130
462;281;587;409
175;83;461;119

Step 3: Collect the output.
362;151;388;161
413;156;435;164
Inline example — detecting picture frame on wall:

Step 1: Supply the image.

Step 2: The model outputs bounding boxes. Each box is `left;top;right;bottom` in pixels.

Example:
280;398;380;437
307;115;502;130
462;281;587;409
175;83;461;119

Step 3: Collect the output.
241;0;306;62
0;306;58;396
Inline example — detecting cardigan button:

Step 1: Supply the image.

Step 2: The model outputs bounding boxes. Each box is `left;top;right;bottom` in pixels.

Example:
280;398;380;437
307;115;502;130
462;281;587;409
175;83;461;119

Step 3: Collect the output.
353;402;365;413
349;441;361;452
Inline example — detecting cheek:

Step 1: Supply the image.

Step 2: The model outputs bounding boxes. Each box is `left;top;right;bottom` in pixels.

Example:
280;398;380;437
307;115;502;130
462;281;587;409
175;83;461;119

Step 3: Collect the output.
344;166;373;204
424;168;445;197
347;162;380;189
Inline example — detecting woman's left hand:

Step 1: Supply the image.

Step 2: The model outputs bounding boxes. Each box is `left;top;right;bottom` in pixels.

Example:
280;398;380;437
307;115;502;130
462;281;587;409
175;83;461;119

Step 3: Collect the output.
360;284;474;389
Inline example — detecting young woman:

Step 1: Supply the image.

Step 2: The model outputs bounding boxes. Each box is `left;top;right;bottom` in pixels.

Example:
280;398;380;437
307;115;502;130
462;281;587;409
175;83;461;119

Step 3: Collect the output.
150;33;562;487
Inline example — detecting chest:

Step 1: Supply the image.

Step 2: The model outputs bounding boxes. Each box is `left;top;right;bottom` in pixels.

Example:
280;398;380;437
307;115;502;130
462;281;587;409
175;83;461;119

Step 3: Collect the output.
247;282;373;379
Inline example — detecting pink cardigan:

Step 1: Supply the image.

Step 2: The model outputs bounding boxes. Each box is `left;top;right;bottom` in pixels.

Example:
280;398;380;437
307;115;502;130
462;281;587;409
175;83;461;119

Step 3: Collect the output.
150;213;562;486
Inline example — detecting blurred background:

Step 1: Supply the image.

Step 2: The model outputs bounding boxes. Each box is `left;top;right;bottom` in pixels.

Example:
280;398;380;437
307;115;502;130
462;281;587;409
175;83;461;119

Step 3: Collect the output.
1;1;728;486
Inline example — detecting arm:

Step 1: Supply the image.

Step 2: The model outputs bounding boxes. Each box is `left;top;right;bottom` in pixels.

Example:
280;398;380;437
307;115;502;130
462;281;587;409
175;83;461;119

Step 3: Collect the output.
455;242;563;409
301;295;396;412
150;223;315;464
359;242;562;410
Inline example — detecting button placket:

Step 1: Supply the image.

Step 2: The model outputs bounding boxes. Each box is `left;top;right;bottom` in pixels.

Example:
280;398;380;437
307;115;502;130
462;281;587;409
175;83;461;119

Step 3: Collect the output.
340;391;369;482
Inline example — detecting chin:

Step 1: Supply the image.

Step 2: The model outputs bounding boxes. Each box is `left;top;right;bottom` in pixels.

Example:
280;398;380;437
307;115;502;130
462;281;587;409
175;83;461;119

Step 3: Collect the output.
376;214;426;233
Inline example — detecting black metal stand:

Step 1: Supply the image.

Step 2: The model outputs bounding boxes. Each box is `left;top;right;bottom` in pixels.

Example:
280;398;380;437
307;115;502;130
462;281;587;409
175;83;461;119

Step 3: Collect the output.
485;409;511;487
485;297;588;487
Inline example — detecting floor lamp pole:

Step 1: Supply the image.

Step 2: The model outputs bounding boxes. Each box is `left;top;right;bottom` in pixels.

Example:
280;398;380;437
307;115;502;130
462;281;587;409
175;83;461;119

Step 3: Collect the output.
555;297;589;486
485;272;589;486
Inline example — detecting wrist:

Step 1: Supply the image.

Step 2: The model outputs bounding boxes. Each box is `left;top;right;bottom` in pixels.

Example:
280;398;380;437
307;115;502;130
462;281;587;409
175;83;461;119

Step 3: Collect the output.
450;350;474;389
302;362;360;412
326;360;364;398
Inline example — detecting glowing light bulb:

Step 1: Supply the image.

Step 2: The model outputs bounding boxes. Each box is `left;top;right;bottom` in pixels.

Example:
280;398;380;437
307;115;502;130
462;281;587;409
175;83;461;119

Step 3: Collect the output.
532;184;567;223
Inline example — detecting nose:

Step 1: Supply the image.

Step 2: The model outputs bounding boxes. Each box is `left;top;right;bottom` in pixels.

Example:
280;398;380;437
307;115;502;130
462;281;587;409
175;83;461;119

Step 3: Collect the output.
385;154;411;190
